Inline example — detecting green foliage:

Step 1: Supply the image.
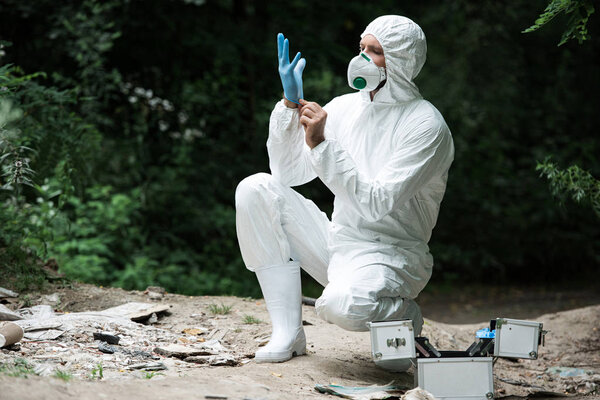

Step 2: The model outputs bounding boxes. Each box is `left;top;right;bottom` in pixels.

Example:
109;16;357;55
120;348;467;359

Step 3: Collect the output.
523;0;595;45
144;371;163;379
53;369;73;381
208;303;232;315
90;363;103;380
242;315;262;324
537;160;600;217
1;0;599;293
0;358;37;378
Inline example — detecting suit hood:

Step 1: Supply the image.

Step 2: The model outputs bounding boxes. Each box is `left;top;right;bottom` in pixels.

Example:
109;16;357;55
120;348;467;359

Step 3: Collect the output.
360;15;427;104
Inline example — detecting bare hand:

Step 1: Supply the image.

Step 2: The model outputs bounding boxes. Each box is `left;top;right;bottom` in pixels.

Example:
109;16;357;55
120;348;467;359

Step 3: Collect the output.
299;99;327;149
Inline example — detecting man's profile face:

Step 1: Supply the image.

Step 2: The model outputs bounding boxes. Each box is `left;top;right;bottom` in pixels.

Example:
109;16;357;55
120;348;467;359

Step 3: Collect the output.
359;34;386;68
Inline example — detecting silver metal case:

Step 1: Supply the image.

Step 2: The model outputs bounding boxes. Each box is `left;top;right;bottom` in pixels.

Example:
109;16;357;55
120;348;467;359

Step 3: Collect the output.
367;319;416;362
417;357;494;400
494;318;542;359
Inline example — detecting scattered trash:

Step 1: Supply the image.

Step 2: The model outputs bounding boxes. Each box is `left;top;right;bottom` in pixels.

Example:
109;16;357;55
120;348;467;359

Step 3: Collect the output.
98;342;118;354
185;354;237;366
314;382;410;399
182;327;208;336
0;322;24;347
0;287;19;299
16;305;55;320
402;388;437;400
147;312;158;324
271;372;282;378
0;304;22;321
93;331;121;345
41;293;61;307
99;302;172;322
154;343;220;358
127;361;167;371
546;366;593;378
33;363;55;377
24;329;66;340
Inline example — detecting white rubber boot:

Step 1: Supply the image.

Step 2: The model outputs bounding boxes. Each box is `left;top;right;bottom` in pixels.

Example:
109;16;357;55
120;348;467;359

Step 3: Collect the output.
254;261;306;363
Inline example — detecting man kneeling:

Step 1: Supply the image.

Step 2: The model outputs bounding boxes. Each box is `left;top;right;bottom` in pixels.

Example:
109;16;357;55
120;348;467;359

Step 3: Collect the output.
235;15;454;367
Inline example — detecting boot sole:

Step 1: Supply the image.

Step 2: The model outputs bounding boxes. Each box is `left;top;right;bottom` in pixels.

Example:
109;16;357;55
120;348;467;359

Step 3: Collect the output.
254;339;306;363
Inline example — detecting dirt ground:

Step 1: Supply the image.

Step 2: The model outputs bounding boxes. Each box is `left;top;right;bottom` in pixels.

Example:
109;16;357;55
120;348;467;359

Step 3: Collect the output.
0;282;599;400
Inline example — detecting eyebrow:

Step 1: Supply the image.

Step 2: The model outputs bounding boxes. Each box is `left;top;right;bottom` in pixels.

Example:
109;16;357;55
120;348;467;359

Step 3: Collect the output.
360;42;383;52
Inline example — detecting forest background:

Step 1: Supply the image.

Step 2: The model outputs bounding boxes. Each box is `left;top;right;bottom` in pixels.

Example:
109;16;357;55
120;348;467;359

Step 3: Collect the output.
0;0;598;298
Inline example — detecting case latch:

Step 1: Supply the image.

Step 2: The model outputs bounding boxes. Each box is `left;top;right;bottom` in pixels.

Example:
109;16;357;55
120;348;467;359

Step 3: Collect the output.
386;337;406;348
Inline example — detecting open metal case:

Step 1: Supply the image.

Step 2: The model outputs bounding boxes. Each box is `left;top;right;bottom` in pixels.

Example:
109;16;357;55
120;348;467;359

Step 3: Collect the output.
367;317;547;399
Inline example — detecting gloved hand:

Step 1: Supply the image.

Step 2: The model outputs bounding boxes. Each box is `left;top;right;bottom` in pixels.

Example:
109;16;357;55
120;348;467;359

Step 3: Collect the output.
277;33;306;105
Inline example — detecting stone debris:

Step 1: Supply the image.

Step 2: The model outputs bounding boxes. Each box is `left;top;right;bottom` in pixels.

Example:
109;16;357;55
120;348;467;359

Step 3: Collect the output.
0;287;19;299
93;331;121;345
147;312;158;324
127;361;167;371
98;342;119;354
0;304;22;321
40;293;61;307
181;327;208;336
0;301;218;381
24;329;66;340
184;354;237;366
154;343;217;358
99;302;172;322
16;305;55;320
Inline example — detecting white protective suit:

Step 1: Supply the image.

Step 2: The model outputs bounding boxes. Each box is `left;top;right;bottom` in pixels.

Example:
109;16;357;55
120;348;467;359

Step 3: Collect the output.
236;15;454;332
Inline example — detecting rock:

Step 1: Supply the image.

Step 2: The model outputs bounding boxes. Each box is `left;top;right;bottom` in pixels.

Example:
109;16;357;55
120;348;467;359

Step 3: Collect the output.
153;344;216;358
98;342;118;354
18;321;63;332
100;302;171;322
148;291;164;301
16;305;55;320
24;329;65;340
181;327;208;336
0;304;23;321
145;286;166;294
0;287;19;299
40;293;60;307
184;354;237;366
147;313;158;324
127;361;167;371
93;331;121;345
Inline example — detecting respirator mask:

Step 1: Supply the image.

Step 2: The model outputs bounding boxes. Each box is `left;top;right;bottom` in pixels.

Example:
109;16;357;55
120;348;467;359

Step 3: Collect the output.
347;52;386;91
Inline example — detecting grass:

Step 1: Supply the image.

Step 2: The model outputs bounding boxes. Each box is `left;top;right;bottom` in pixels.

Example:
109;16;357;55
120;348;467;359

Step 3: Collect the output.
0;358;37;378
53;369;73;381
144;371;163;379
208;303;232;315
90;363;103;380
242;314;262;324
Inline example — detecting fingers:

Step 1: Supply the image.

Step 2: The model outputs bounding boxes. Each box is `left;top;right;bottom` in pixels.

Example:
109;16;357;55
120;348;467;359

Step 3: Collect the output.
301;107;317;119
299;99;322;114
283;38;289;64
290;51;302;69
277;33;284;62
299;115;311;127
295;58;306;75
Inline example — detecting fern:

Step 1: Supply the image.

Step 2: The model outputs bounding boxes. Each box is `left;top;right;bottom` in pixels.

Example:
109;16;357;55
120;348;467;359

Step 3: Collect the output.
523;0;595;45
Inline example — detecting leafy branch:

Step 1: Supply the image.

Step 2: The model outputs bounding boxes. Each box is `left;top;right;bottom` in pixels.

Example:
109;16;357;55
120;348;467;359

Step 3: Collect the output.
0;99;35;206
537;159;600;218
523;0;595;45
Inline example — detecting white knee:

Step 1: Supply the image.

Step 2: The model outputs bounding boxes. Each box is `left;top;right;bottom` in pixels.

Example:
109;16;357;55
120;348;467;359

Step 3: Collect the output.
315;284;376;332
235;172;275;211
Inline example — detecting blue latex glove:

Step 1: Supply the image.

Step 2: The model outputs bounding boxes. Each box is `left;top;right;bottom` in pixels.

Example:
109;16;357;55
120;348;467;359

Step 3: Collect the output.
277;33;306;104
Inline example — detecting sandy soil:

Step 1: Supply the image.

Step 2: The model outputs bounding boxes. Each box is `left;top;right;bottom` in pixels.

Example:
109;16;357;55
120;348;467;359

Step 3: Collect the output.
0;282;598;400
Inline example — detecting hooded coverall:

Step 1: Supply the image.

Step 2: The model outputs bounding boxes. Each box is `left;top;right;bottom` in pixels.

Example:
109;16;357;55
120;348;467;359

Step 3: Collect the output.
235;15;454;332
